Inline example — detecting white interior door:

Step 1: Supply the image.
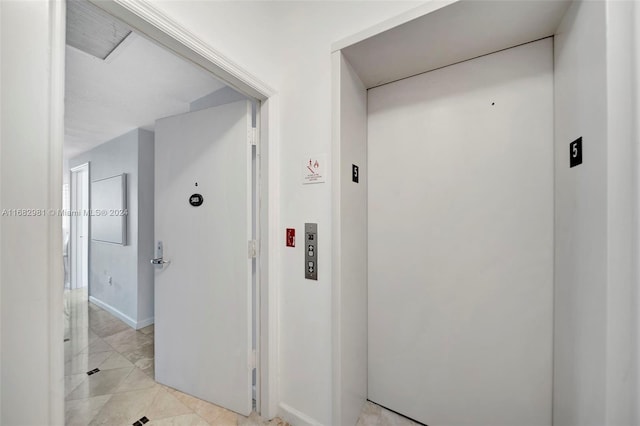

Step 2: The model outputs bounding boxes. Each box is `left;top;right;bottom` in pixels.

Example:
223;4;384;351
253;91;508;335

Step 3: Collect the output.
70;163;89;290
154;100;253;416
367;39;554;425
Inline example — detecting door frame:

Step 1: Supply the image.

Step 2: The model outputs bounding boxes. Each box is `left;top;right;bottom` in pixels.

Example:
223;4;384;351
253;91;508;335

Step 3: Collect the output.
49;0;280;419
330;2;574;425
69;162;90;291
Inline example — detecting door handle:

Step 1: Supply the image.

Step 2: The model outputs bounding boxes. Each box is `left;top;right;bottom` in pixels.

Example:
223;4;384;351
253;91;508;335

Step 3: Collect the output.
152;241;169;266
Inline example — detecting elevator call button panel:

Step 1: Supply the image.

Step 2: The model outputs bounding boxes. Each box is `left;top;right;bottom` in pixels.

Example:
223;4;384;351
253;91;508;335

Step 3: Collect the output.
305;223;318;280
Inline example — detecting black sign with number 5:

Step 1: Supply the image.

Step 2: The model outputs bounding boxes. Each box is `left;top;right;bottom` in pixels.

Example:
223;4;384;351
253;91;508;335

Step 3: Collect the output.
570;137;582;168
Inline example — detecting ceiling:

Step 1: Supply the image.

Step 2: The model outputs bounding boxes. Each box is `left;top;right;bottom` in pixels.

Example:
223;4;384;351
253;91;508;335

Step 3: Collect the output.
339;0;571;88
66;0;132;60
65;22;227;160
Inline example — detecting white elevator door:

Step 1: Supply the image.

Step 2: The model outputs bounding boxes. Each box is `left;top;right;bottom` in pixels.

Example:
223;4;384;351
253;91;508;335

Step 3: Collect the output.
154;100;253;416
368;39;554;426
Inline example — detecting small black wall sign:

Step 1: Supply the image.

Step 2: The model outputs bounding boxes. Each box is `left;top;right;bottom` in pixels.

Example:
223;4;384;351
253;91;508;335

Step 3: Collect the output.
189;193;204;207
352;164;359;183
570;137;582;168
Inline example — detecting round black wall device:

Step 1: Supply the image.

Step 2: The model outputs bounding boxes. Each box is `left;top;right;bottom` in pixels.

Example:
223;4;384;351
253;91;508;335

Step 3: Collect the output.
189;193;204;207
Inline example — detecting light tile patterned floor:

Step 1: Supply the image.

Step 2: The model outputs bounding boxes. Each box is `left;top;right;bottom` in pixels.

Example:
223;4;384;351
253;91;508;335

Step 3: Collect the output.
356;401;421;426
64;288;416;426
64;289;288;426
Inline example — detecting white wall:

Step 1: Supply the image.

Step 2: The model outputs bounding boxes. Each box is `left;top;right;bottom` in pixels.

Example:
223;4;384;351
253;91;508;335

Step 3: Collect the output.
553;3;608;422
190;86;249;112
70;128;155;329
604;2;638;424
142;2;421;424
332;53;368;426
190;86;256;128
554;1;639;425
0;1;64;424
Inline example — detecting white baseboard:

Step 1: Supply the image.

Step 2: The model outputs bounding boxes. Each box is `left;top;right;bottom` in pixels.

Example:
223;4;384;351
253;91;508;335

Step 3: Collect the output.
89;296;154;330
136;316;155;329
278;403;323;426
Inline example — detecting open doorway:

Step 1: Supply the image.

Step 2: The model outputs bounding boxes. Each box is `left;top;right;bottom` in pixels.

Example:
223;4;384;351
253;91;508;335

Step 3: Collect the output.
62;0;272;423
